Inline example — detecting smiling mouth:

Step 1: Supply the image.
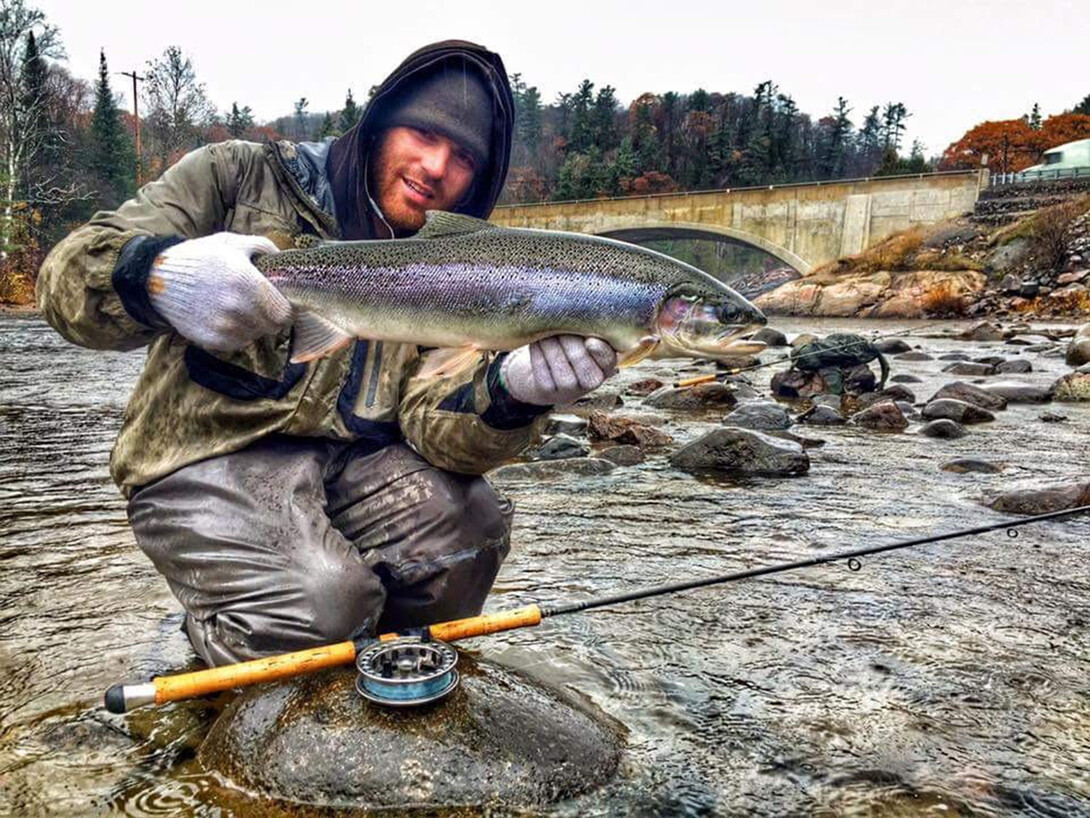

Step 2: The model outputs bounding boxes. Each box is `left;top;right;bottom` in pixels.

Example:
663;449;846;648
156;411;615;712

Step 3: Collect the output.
403;177;434;199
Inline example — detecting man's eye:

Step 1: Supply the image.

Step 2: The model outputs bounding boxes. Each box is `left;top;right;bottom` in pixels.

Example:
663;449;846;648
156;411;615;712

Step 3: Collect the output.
456;151;476;171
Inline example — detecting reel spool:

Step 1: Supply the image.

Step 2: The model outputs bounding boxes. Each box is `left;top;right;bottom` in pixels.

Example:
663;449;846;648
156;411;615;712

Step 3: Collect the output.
355;636;459;707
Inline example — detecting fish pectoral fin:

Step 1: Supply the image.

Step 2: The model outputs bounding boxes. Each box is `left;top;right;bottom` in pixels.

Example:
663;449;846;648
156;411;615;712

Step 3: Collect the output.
417;211;498;239
290;311;355;363
415;345;482;379
618;336;660;368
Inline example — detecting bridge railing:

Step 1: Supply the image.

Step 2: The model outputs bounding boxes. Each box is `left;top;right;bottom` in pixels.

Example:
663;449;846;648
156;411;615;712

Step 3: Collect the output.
495;170;984;209
989;167;1089;187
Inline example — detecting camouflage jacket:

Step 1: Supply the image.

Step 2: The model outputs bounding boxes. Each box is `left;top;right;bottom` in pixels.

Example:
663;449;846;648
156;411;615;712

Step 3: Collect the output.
36;139;547;496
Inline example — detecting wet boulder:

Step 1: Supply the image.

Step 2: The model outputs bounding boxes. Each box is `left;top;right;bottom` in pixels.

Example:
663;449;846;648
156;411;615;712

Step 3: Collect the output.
624;378;665;397
920;419;965;439
982;381;1053;404
983;481;1090;515
199;660;624;812
942;361;996;377
644;382;738;411
531;434;590;461
921;399;995;424
722;401;793;431
1039;410;1068;423
770;368;827;399
960;321;1005;342
598;445;645;466
714;354;761;371
875;338;912;354
752;327;788;347
1051;372;1090;401
587;412;673;448
810;393;843;411
895;351;933;361
853;385;916;410
939;352;971;361
929;381;1008;411
670;427;809;476
844;364;877;394
942;458;1004;474
559;389;623;416
849;401;908;432
797;405;845;425
995;358;1032;374
890;373;923;384
545;414;588;437
1066;325;1090;367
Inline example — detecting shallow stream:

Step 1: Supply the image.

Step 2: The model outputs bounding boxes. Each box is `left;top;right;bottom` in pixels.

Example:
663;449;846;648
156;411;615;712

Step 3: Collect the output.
1;312;1089;816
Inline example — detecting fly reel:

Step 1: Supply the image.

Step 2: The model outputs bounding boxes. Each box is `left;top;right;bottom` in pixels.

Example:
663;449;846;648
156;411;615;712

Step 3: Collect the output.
355;636;459;707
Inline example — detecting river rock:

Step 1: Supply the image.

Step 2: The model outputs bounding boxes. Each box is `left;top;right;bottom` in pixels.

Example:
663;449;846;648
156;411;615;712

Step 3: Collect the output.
770;368;827;399
995;358;1033;374
722;401;793;430
982;381;1054;404
714;354;761;371
895;351;933;361
1051;372;1090;401
1066;325;1090;367
669;427;810;476
844;364;877;394
491;458;616;480
960;321;1005;342
752;327;788;347
850;401;908;431
791;333;819;349
199;661;624;811
1039;410;1068;423
875;338;912;354
921;399;995;424
766;430;826;448
644;382;738;410
532;434;590;461
939;352;971;361
624;378;665;397
929;381;1008;411
942;361;996;377
811;393;843;410
974;355;1007;367
798;405;845;425
587;412;673;447
545;414;588;437
890;373;923;384
558;389;623;416
920;419;965;439
941;458;1004;474
853;385;916;410
598;445;645;466
984;481;1090;515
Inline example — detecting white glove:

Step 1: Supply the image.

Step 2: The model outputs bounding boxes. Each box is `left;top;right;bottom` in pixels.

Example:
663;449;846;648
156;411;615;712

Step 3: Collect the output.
501;335;618;406
147;232;291;353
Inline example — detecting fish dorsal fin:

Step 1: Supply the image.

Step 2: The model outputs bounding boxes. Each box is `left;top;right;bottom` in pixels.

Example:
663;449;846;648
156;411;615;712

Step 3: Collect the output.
416;210;497;239
290;310;355;363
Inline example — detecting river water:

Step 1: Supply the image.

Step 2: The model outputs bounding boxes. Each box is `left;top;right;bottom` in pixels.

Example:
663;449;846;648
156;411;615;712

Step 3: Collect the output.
1;310;1089;816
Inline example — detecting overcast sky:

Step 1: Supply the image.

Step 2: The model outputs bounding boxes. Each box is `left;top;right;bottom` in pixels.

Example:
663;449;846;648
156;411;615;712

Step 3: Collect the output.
37;0;1085;158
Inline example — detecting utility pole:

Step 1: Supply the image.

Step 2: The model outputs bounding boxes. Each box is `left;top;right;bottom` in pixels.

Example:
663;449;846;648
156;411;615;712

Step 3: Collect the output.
118;70;145;186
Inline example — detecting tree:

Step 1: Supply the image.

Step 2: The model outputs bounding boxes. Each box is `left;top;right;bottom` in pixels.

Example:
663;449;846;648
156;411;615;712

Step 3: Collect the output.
143;45;214;164
881;102;909;151
1074;94;1090;116
292;97;309;140
939;118;1044;172
820;96;852;178
0;0;63;257
1026;102;1042;130
338;88;361;133
318;111;335;138
226;101;253;138
89;49;133;206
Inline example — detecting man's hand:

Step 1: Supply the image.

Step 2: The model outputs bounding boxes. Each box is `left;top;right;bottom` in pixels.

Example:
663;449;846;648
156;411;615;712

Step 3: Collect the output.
147;232;292;353
501;335;618;406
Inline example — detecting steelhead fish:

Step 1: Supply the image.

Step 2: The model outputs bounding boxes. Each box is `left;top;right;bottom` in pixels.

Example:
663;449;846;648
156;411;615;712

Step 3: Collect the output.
255;211;766;375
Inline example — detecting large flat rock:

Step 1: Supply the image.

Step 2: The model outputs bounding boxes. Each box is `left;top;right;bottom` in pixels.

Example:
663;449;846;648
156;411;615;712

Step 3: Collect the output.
199;657;625;811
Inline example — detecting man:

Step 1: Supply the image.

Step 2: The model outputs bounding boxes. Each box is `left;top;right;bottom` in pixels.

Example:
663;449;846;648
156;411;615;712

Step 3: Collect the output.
37;41;616;666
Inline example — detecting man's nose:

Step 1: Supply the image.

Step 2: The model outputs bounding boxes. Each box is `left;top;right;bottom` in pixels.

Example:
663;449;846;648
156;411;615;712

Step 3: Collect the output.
419;144;451;180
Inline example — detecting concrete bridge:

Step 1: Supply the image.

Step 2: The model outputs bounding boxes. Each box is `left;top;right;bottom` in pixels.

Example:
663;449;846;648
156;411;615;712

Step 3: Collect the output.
492;170;988;274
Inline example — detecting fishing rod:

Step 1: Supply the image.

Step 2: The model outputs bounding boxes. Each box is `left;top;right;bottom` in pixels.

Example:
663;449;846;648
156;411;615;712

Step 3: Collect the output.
675;323;935;388
104;504;1090;713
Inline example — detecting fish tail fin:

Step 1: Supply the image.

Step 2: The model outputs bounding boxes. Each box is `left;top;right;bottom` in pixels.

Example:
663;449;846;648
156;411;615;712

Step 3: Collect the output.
290;310;355;363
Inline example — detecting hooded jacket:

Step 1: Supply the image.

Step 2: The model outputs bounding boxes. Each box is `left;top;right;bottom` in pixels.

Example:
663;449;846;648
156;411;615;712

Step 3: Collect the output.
35;41;544;497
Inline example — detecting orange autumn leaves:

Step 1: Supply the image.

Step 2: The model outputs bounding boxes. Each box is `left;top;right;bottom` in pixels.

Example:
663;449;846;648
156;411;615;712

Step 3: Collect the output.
941;114;1090;173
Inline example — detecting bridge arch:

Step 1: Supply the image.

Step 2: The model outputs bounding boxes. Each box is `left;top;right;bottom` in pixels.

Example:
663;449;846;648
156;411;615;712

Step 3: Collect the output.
596;221;813;275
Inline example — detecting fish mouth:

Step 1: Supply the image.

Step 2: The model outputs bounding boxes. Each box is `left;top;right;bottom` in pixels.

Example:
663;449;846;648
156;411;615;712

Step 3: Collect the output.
714;323;768;355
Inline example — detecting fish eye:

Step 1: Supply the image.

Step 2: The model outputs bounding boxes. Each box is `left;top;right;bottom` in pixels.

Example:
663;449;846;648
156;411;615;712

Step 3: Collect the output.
716;304;738;324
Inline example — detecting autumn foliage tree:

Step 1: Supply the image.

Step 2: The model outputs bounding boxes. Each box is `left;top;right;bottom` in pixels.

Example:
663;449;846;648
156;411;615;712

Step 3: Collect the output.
941;114;1090;173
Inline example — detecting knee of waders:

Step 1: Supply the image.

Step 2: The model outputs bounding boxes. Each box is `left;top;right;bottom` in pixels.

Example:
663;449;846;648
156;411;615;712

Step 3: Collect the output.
299;552;386;642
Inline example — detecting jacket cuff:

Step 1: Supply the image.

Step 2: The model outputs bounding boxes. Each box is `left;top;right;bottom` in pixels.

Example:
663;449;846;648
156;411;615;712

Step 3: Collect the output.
111;235;186;329
481;353;552;430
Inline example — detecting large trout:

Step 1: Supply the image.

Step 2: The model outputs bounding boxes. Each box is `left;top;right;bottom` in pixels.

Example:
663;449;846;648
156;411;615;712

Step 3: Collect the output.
255;211;766;374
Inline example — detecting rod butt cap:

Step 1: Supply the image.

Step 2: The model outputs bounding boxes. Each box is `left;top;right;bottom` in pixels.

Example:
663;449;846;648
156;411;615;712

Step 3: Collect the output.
104;684;126;713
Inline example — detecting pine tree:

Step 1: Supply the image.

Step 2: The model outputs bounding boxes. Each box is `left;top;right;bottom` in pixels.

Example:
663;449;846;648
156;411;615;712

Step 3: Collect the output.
822;97;852;178
319;111;336;138
338;88;361;133
1028;102;1042;130
1074;94;1090;116
90;50;134;205
226;102;254;138
19;31;48;200
293;97;310;140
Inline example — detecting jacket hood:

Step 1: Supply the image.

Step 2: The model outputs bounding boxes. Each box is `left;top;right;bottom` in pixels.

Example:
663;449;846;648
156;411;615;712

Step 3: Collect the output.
327;40;514;240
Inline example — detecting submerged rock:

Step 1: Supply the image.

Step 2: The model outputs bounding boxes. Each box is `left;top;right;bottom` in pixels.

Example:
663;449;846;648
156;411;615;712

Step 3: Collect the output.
982;381;1054;404
722;401;793;431
942;458;1004;474
850;401;908;431
644;382;738;410
199;660;625;811
1051;372;1090;401
942;361;996;377
895;351;933;361
984;481;1090;515
587;412;673;448
995;358;1033;374
492;458;616;480
921;399;995;424
670;427;810;476
890;373;923;384
1039;410;1068;423
532;434;590;461
797;405;845;425
929;381;1008;411
920;419;965;439
598;445;645;466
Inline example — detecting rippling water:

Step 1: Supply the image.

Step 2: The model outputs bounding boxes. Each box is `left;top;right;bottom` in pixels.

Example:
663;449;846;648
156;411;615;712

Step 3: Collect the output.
2;310;1089;816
